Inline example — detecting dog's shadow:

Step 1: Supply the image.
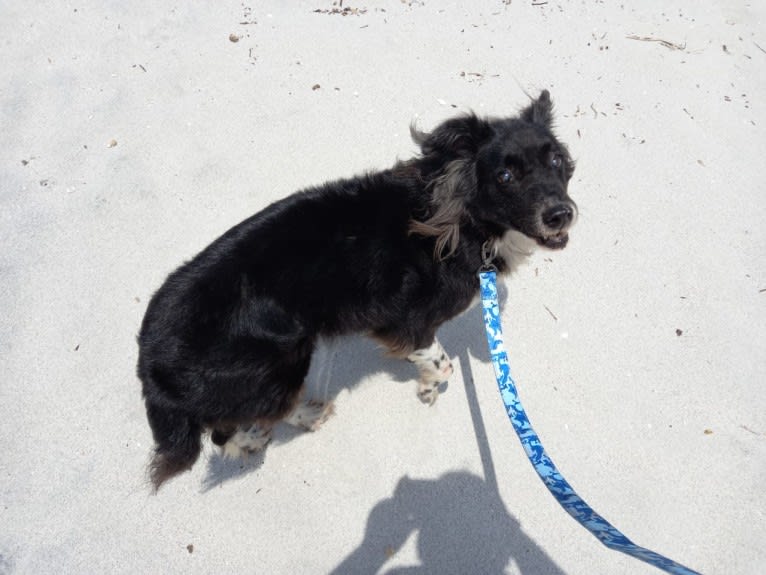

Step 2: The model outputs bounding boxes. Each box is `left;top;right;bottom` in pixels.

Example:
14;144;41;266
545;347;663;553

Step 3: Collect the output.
202;282;509;491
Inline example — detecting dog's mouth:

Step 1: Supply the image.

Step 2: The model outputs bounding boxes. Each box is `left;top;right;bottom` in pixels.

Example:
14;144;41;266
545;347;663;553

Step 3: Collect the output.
535;232;569;250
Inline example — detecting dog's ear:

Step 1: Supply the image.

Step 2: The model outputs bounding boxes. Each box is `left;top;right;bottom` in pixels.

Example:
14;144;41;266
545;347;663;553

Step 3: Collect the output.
520;90;554;127
409;158;475;260
411;114;493;157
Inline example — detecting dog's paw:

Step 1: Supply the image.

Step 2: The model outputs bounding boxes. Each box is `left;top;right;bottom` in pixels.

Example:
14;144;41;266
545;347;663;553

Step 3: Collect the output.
284;400;336;431
408;340;454;381
432;353;454;380
222;425;272;458
408;340;453;405
417;379;443;406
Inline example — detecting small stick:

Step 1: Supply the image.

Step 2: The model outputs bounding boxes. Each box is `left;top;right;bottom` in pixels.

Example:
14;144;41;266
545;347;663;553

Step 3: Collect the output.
626;34;686;51
543;305;558;322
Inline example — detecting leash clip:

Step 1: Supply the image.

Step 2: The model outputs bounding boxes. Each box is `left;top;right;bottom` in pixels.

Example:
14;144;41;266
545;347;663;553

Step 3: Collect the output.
479;240;498;273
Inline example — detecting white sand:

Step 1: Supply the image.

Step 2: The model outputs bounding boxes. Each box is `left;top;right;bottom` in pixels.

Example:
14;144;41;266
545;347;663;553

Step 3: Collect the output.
1;1;764;573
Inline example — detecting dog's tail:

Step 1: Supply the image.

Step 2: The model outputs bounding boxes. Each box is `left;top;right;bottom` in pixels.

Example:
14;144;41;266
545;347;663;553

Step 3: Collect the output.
145;401;202;492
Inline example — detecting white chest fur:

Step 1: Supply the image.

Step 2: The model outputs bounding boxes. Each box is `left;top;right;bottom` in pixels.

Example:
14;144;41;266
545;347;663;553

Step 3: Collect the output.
493;229;538;276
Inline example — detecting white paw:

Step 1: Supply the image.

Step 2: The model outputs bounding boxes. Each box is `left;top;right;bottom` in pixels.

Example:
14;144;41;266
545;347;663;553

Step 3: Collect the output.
284;400;336;431
222;425;272;458
408;340;453;404
418;379;442;406
432;353;454;380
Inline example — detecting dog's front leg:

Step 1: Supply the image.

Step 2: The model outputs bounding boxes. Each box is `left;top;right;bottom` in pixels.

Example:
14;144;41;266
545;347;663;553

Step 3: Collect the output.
407;339;454;405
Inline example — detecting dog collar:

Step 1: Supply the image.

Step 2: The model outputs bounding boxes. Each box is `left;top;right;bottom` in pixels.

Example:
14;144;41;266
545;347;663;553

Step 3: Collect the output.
479;240;498;273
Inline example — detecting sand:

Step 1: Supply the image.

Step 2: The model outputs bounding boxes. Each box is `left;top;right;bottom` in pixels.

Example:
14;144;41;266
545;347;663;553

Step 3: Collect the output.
1;1;764;573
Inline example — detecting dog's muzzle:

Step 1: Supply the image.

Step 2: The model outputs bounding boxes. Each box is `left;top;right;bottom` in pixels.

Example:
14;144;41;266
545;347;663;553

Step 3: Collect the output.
537;202;577;249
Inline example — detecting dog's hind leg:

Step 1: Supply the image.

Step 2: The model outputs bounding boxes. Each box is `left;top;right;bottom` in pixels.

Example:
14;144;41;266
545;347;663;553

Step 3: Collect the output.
219;423;274;459
215;399;334;460
283;399;335;431
212;336;323;459
407;339;454;405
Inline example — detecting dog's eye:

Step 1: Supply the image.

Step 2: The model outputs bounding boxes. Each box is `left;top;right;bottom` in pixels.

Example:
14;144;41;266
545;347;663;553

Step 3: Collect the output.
550;154;563;169
497;169;513;184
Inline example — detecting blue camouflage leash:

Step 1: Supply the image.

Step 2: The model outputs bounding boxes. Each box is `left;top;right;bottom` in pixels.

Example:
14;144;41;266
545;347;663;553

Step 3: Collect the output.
478;260;701;575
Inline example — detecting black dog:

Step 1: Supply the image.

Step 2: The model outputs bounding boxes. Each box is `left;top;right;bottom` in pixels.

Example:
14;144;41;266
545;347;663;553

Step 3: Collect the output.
137;90;577;490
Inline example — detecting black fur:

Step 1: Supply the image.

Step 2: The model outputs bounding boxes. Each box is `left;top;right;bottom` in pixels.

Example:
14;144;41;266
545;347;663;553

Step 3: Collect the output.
137;90;577;489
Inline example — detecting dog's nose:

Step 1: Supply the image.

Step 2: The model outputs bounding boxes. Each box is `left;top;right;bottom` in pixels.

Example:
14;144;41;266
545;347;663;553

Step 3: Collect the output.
542;204;574;231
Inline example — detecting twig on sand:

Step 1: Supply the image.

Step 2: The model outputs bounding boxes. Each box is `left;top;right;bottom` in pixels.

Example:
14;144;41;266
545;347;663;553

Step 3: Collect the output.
626;34;686;51
543;305;558;322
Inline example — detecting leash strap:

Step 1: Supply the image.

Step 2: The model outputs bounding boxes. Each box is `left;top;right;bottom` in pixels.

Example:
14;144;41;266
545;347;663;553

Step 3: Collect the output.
479;270;700;575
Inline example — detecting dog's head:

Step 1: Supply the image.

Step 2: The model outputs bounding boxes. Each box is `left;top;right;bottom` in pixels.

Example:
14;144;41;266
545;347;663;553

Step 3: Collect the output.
410;90;577;259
